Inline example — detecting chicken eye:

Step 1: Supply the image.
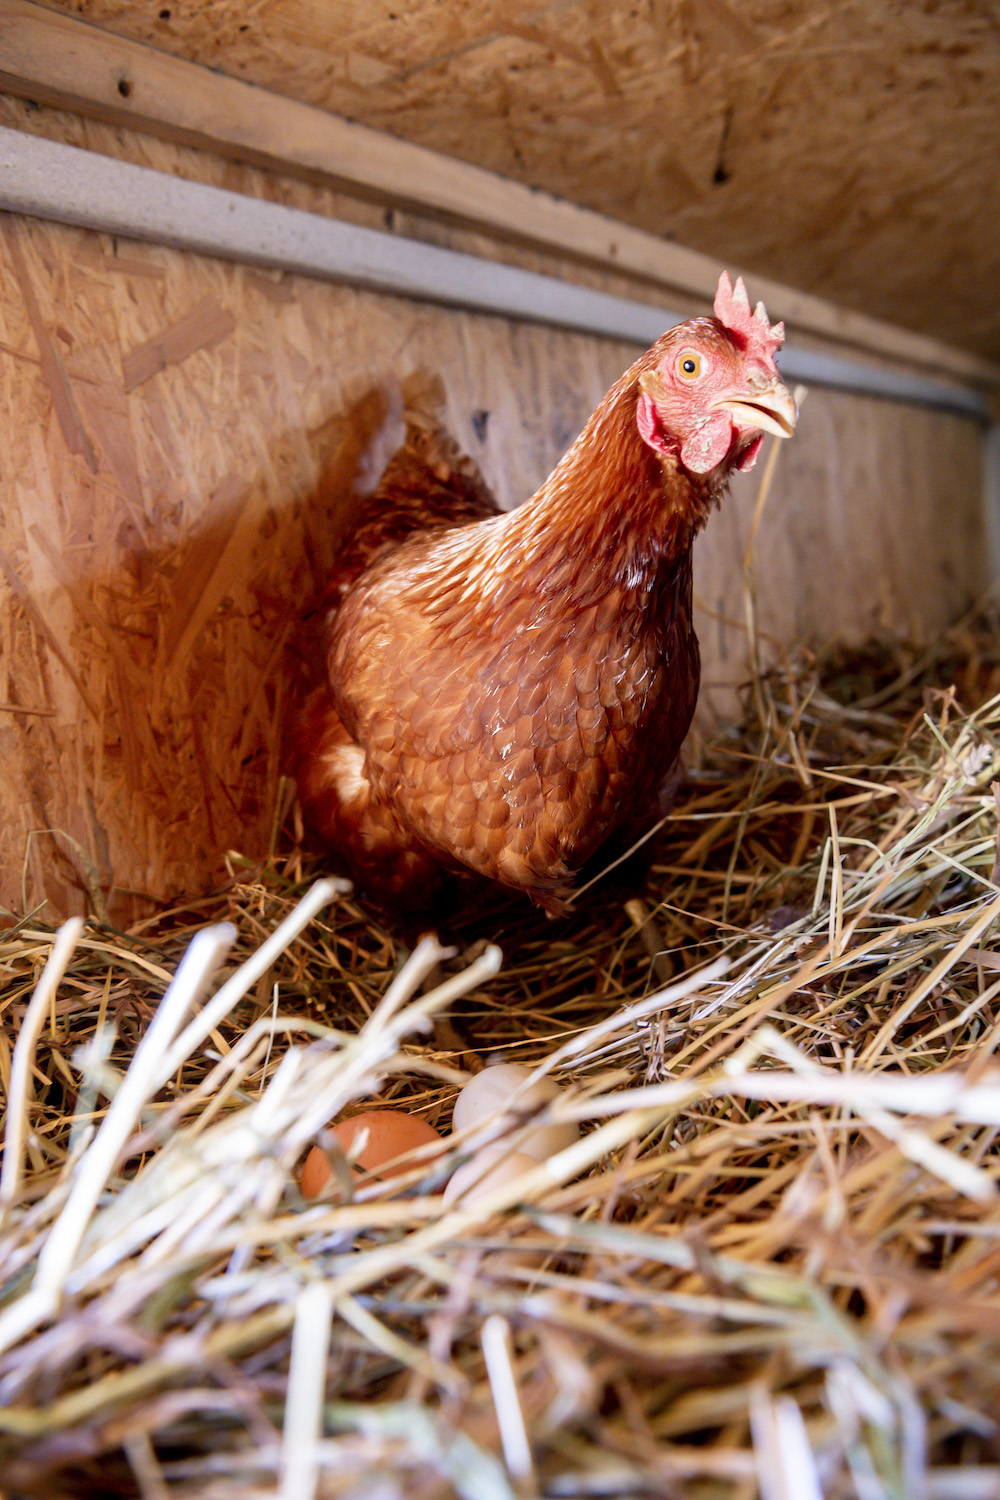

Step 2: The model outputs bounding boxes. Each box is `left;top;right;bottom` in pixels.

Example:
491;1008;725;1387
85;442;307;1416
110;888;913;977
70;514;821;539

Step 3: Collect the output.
677;352;704;380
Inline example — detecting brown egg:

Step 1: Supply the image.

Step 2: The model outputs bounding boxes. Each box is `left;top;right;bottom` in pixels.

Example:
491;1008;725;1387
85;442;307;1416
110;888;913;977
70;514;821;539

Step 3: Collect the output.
300;1109;444;1197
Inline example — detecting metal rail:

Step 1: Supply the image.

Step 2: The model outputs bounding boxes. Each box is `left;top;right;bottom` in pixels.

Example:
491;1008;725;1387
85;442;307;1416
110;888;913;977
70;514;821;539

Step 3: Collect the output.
0;126;991;423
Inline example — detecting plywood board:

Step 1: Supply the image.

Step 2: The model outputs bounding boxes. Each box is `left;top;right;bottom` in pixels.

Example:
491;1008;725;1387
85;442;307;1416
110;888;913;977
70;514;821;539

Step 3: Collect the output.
2;0;994;386
17;0;1000;363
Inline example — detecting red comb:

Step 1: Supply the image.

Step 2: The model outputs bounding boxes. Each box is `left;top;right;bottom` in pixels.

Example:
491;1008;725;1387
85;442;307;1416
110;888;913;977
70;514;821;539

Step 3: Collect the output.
713;271;784;359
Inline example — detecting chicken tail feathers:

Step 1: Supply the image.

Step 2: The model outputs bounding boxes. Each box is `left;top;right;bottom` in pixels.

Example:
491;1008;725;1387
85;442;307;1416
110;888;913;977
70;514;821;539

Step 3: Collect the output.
319;406;501;612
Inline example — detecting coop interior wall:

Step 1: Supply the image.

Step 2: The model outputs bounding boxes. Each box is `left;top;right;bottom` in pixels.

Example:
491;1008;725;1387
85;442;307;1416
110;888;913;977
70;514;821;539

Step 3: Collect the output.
0;99;986;921
14;0;1000;363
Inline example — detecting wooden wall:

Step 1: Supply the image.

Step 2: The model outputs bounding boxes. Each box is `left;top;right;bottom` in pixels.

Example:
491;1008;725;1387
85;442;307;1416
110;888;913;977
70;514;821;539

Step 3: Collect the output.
0;99;986;921
20;0;1000;364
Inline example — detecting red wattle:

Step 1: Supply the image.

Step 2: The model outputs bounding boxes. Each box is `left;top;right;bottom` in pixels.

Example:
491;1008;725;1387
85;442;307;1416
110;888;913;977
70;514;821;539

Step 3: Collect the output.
679;413;732;474
736;434;765;471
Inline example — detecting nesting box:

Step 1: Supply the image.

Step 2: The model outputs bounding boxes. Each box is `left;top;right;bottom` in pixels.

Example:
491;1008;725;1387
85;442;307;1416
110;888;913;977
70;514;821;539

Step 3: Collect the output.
0;0;995;920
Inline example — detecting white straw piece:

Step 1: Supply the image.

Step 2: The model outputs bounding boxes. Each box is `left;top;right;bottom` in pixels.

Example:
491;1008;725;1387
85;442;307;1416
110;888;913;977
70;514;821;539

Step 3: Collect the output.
535;955;731;1075
31;924;236;1301
0;916;84;1210
152;878;345;1091
751;1392;823;1500
371;933;456;1025
280;1281;335;1500
482;1314;535;1486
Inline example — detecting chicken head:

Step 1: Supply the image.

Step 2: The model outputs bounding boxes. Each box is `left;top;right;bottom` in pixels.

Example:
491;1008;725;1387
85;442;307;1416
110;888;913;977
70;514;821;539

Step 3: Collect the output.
636;271;798;475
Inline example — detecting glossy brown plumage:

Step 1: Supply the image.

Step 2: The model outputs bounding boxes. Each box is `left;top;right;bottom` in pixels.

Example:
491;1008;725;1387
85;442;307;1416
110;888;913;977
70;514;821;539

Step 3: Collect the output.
293;277;797;913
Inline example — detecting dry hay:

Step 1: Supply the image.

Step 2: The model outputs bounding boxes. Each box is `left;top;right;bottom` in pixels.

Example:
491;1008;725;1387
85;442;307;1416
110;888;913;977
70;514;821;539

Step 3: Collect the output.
2;624;1000;1499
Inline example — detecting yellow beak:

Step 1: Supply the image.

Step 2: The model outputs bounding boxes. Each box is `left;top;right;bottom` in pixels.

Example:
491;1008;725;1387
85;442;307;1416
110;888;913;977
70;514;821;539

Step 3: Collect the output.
711;380;798;440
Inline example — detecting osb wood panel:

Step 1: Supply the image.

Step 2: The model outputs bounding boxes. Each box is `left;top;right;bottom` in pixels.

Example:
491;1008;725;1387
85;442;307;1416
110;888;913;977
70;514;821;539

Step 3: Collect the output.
0;134;985;921
28;0;1000;362
693;392;984;725
6;6;994;386
0;90;706;337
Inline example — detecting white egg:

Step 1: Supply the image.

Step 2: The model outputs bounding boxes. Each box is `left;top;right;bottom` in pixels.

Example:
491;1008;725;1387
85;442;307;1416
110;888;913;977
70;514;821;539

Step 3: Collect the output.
519;1120;581;1159
452;1063;579;1158
442;1146;543;1207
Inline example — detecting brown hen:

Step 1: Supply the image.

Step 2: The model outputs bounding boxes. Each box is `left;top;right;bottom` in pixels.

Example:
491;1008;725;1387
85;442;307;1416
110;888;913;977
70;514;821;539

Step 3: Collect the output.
294;273;797;914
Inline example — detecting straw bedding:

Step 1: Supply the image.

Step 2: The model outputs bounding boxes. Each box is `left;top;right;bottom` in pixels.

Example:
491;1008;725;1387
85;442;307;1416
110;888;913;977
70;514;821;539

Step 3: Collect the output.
1;622;1000;1500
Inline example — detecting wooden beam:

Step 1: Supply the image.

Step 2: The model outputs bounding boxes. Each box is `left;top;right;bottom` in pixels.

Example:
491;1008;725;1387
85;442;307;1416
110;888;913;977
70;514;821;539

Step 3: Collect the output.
0;0;997;388
0;125;990;422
